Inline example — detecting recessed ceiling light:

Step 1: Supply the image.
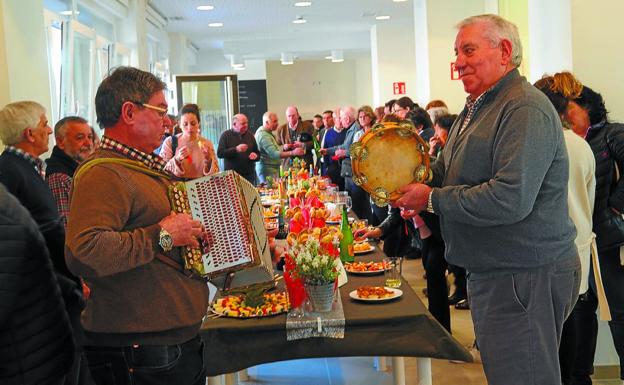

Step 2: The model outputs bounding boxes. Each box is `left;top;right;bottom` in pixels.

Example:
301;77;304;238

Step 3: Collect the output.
233;66;246;70
376;15;391;20
295;1;312;6
60;10;80;15
393;0;408;2
208;22;223;27
196;5;214;11
324;56;332;60
292;17;307;24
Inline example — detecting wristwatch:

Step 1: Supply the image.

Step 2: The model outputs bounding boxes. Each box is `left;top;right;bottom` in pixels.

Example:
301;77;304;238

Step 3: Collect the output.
159;228;174;252
426;191;435;214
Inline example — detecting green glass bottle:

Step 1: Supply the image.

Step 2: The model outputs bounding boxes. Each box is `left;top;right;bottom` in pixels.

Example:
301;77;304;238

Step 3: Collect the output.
339;205;355;263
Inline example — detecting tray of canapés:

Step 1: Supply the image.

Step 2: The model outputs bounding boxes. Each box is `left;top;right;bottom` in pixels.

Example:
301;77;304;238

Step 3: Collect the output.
210;291;290;318
344;260;389;275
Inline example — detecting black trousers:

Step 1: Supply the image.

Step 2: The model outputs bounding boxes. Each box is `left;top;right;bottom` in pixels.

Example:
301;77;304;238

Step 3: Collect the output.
559;288;598;385
85;335;205;385
421;234;450;332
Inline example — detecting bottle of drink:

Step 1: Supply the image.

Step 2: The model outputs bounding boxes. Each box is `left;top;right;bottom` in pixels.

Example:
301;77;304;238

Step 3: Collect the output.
339;205;354;263
276;183;288;240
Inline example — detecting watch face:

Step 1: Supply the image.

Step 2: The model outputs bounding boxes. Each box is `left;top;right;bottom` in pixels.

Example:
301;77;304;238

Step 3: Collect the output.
160;230;174;251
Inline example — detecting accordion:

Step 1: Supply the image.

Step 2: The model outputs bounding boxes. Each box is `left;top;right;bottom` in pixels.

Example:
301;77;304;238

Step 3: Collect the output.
168;170;274;290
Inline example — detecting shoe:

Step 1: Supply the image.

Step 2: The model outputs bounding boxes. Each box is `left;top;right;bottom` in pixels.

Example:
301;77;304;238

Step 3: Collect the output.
448;292;467;305
455;299;470;310
468;341;481;363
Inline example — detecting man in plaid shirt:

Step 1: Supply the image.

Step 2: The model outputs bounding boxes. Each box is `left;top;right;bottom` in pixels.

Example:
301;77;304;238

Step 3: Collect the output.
46;116;94;228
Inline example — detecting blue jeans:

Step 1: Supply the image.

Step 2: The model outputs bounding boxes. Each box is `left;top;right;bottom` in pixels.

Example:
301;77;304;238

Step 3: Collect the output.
84;335;205;385
468;255;581;385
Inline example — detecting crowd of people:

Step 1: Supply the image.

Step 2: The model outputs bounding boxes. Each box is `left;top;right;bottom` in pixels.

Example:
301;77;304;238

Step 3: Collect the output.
0;13;622;385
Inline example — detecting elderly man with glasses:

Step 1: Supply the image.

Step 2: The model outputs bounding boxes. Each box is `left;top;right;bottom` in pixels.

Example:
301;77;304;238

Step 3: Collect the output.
65;66;209;385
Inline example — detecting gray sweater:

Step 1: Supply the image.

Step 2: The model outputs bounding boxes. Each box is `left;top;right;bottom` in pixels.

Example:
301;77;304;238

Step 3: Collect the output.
430;69;577;275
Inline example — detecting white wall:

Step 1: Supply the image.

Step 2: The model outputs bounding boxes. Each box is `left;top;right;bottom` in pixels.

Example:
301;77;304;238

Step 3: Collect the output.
527;0;572;83
571;0;624;123
266;57;372;121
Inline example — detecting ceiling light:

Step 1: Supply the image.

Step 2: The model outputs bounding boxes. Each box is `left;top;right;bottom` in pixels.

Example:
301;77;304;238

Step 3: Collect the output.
208;22;223;27
60;10;80;15
331;50;344;63
292;17;307;24
233;65;246;70
281;52;294;65
393;0;408;2
295;1;312;6
324;56;332;60
196;5;214;11
376;15;391;20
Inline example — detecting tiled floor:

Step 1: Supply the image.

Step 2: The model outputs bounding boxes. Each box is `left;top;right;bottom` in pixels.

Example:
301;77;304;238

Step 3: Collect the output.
232;257;620;385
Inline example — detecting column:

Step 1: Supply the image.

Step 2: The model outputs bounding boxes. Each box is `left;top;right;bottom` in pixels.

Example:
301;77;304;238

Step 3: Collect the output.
370;18;417;108
0;0;51;112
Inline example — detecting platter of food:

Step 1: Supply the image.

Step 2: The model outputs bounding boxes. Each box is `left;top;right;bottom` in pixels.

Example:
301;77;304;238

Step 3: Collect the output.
344;261;389;275
326;216;355;225
349;286;402;302
210;291;290;318
354;242;375;254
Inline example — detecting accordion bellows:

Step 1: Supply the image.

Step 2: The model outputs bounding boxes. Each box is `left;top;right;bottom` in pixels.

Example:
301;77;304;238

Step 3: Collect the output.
169;171;274;289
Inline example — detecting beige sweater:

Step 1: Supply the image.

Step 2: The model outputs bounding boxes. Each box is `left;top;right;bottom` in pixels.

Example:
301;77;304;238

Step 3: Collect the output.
564;130;596;294
66;149;209;346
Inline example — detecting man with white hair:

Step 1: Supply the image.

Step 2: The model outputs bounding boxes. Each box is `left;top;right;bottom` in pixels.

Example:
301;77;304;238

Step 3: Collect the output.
0;101;87;384
276;105;314;168
255;111;303;183
393;15;580;385
46;116;94;227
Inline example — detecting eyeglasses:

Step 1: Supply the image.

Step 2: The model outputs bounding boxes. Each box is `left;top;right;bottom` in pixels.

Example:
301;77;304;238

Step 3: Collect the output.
130;101;168;117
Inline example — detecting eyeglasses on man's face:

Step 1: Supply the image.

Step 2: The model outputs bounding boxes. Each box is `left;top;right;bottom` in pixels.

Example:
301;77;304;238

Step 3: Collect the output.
129;101;168;118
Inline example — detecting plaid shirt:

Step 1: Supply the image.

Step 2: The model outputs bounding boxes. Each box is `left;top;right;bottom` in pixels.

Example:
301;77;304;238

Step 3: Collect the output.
47;172;72;228
100;136;169;173
4;146;46;178
458;89;491;135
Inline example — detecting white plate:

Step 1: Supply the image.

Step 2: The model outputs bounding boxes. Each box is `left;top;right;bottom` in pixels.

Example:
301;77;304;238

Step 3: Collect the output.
354;245;375;254
261;199;280;206
349;287;403;302
344;267;387;275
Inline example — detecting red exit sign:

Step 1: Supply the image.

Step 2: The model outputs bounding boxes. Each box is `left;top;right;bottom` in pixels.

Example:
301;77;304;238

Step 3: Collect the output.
393;82;406;95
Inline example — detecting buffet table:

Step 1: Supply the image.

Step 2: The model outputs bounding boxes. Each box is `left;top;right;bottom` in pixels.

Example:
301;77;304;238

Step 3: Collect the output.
200;245;472;385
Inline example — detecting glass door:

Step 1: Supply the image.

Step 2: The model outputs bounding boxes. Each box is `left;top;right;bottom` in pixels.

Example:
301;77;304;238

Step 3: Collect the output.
175;75;239;170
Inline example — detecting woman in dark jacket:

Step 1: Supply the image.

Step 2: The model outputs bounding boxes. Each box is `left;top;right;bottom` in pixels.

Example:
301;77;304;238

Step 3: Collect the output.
0;184;75;385
566;83;624;383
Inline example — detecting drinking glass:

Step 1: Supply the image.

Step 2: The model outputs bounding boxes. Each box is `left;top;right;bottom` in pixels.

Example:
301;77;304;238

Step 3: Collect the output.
344;196;352;212
384;257;403;288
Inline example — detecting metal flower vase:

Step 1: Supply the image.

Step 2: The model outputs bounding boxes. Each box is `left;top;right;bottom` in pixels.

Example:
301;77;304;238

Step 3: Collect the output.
305;281;336;312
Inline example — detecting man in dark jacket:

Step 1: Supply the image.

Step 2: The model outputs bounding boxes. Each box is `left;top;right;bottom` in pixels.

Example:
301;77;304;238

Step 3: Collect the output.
46;116;94;227
0;184;75;385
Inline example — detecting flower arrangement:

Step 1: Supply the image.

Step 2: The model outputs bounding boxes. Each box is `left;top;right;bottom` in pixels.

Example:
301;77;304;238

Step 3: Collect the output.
289;238;339;286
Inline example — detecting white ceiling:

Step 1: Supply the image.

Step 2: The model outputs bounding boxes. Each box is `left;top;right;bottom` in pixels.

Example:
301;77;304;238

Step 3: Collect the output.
148;0;414;61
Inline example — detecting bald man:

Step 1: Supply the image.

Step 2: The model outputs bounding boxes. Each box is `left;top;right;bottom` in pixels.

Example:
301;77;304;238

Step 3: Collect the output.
255;111;304;183
276;105;314;168
217;113;260;184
